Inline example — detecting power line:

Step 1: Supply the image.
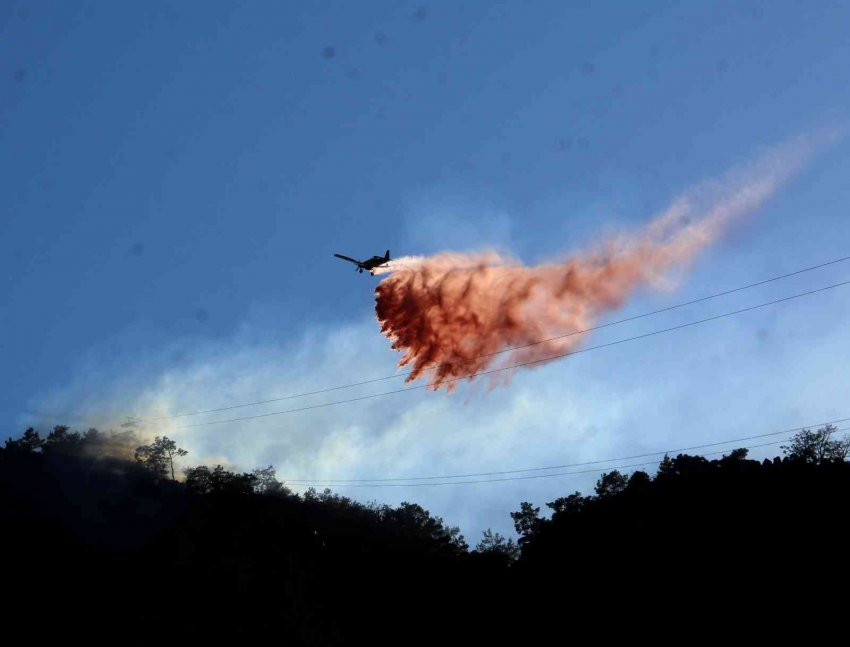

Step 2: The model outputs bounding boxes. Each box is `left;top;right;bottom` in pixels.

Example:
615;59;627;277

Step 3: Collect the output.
145;255;850;421
281;417;850;483
159;278;850;430
286;441;793;488
288;433;847;489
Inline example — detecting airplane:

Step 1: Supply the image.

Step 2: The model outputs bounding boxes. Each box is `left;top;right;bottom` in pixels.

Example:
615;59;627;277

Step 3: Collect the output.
334;250;391;275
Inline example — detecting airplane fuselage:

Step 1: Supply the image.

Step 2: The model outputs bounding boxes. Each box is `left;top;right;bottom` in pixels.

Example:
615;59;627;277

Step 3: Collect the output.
334;250;391;275
361;256;387;269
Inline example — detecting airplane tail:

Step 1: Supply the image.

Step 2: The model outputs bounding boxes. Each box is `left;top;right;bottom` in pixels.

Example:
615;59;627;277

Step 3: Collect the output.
385;250;391;260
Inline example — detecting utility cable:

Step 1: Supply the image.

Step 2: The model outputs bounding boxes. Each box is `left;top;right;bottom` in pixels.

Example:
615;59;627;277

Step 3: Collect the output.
281;418;850;483
158;278;850;430
143;255;850;421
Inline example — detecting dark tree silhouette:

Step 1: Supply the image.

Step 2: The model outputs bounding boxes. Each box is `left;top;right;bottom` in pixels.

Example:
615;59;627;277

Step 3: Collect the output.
510;501;541;545
594;468;628;498
781;424;850;463
251;465;291;496
184;464;256;495
626;469;652;492
546;491;587;515
475;528;520;561
4;427;44;453
135;436;187;480
42;425;83;456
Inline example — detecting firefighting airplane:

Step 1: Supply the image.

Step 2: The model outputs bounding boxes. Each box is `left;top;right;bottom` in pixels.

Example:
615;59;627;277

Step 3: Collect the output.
333;250;391;275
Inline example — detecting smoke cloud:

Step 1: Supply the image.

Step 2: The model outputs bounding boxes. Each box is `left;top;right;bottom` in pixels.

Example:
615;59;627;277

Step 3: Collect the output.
374;132;838;391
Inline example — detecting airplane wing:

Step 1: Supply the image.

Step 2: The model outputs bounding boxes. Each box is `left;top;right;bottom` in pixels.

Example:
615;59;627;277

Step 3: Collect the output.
334;254;361;265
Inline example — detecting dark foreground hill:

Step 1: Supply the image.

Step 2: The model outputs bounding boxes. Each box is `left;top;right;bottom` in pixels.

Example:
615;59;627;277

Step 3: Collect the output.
2;424;847;644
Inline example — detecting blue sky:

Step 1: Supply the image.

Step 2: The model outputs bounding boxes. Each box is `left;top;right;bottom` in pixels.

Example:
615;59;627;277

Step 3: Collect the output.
2;1;849;540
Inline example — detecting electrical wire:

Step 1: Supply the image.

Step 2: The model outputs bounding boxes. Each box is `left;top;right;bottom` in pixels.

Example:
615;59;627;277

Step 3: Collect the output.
158;278;850;430
144;255;850;421
281;418;850;483
288;433;846;488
